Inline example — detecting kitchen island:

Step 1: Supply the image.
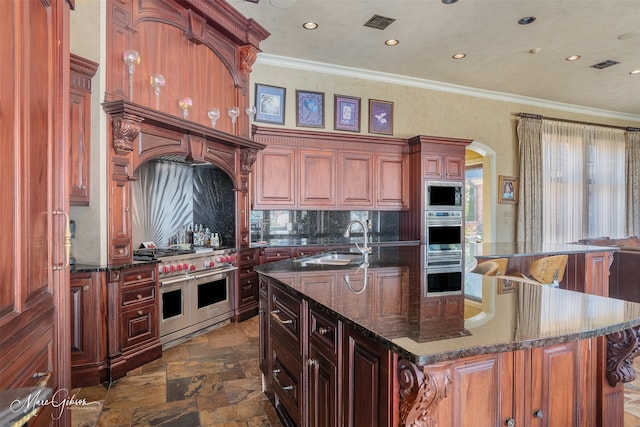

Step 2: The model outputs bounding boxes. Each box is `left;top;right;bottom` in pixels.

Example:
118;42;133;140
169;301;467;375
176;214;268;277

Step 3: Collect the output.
255;245;640;426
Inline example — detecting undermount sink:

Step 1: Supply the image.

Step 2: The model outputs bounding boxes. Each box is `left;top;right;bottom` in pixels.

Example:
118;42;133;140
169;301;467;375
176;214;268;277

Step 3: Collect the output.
294;253;363;266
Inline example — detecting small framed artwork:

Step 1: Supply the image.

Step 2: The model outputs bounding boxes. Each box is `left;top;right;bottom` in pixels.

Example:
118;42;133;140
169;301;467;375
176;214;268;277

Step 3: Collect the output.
498;278;518;294
499;175;518;204
368;99;394;135
255;83;286;125
334;95;360;132
296;90;324;128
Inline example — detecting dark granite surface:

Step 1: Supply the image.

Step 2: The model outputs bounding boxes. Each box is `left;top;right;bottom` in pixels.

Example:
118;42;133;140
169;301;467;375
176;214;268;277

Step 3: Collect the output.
469;241;618;258
70;260;158;273
255;245;640;366
250;237;419;248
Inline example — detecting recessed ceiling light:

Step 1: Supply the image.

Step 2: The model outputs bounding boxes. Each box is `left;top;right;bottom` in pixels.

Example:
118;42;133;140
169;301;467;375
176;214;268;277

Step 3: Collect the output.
529;47;541;54
302;22;318;30
518;16;536;25
565;55;581;61
452;53;466;59
385;39;399;46
630;69;640;75
442;0;458;4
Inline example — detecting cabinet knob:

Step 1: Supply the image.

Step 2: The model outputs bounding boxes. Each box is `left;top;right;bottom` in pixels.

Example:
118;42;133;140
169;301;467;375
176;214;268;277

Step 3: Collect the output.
504;419;515;427
534;410;543;419
137;274;142;280
118;249;125;254
282;385;294;390
137;294;143;299
83;285;89;291
307;359;318;367
272;368;281;375
318;327;329;335
137;310;143;315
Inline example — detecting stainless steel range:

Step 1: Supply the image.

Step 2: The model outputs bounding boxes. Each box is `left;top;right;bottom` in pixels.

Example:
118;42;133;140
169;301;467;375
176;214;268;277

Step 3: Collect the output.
134;247;237;348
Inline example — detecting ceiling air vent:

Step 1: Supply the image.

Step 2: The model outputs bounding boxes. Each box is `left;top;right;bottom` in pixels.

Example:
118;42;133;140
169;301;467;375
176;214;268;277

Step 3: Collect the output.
590;60;620;70
363;15;396;30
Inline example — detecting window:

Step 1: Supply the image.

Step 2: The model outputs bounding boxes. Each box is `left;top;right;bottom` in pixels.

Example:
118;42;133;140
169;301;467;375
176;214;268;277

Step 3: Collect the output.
541;122;626;243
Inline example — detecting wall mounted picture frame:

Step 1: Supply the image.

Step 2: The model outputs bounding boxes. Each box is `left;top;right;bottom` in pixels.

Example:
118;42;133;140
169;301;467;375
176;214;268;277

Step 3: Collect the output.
368;99;394;135
255;83;286;125
334;95;360;132
499;175;518;204
296;90;324;128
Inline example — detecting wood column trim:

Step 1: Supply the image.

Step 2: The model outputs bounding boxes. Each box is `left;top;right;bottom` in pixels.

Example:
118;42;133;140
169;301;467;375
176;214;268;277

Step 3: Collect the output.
398;359;451;426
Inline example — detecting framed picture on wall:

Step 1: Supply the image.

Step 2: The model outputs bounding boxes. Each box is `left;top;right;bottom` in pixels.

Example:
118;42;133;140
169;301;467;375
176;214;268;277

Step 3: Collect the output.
296;90;324;128
255;83;286;125
499;175;518;204
368;99;394;135
334;95;360;132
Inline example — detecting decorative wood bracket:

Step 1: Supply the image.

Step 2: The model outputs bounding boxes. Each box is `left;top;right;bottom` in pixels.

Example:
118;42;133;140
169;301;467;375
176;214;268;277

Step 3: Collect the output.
111;113;143;155
239;45;258;73
237;148;258;193
606;326;640;387
398;359;451;427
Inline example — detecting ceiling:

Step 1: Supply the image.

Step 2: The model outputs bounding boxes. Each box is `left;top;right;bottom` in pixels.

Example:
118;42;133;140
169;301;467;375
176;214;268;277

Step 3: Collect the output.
228;0;640;119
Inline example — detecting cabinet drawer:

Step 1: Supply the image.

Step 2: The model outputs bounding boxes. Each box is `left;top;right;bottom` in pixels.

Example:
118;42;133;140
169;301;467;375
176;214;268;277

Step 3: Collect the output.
270;283;303;356
239;276;258;305
294;247;324;258
271;342;303;426
121;266;156;286
239;265;257;279
263;248;292;263
238;249;258;265
309;308;340;357
121;283;156;306
120;304;157;349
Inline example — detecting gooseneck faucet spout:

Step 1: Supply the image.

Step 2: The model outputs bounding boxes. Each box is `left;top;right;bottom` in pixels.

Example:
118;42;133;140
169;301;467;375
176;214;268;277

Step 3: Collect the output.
343;219;371;262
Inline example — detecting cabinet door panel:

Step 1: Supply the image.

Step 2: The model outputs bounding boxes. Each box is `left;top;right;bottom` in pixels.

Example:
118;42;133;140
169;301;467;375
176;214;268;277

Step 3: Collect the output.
444;155;465;180
376;154;408;209
339;151;374;207
254;147;296;207
308;345;339;427
300;149;337;207
423;154;443;179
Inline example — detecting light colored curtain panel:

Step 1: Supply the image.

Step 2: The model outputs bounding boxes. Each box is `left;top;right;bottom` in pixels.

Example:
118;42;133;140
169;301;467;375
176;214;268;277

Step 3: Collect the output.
588;127;626;238
516;117;543;245
541;121;586;243
627;131;640;236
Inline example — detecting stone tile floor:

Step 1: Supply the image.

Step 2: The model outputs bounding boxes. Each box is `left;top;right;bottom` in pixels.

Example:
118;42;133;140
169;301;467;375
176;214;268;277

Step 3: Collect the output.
70;317;282;427
71;316;640;427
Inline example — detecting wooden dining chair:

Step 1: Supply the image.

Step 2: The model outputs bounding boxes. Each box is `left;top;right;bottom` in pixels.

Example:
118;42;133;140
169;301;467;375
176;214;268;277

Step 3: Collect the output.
471;260;500;276
516;254;568;287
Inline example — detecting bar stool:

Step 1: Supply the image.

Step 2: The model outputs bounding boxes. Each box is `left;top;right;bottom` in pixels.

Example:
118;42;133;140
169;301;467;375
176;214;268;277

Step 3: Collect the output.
515;255;568;287
471;260;499;276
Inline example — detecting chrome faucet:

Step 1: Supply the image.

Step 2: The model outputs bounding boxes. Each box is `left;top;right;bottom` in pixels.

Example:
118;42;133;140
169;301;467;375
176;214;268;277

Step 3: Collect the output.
343;219;371;262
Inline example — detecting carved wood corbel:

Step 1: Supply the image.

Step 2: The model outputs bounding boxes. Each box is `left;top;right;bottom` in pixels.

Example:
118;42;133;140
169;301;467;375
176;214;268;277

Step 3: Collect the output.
398;359;451;427
239;45;258;74
237;148;258;192
606;326;640;387
111;113;143;155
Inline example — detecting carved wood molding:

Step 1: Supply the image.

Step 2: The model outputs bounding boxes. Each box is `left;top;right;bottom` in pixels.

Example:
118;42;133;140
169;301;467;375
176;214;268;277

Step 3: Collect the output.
238;148;258;192
606;326;640;387
239;45;258;73
111;113;143;155
398;359;451;427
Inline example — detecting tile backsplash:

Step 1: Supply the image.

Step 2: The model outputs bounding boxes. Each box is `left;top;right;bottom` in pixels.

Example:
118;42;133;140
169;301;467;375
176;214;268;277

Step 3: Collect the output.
250;210;399;242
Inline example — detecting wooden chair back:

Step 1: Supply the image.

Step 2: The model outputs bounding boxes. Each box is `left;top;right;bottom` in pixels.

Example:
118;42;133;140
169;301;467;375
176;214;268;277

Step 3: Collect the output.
528;255;568;285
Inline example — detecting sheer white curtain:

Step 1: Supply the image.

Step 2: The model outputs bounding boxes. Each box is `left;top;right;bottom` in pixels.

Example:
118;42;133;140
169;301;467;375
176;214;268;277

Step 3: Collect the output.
541;121;625;243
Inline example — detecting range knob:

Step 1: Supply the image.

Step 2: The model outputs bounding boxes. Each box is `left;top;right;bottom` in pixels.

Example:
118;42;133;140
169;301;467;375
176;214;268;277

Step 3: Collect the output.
189;264;197;271
162;265;170;274
182;263;189;270
228;254;235;262
176;264;183;271
169;265;176;272
209;260;215;268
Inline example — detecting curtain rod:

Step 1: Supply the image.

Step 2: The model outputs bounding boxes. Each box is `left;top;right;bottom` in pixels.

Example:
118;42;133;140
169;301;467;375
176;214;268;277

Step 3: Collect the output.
516;112;640;132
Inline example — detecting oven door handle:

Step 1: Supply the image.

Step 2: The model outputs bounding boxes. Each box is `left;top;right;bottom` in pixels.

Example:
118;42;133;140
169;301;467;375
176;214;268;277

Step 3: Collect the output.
191;266;238;280
159;276;192;287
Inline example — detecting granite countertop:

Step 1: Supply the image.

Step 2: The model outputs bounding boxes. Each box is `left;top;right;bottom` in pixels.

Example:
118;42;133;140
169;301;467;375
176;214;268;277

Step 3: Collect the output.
255;245;640;366
469;241;618;258
250;236;420;248
71;259;158;273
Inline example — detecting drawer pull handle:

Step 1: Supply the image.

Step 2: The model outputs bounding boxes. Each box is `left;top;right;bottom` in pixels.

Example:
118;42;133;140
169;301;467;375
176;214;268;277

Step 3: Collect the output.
282;385;293;390
138;310;143;315
318;327;329;335
137;294;143;299
271;309;293;325
307;358;318;367
272;369;281;375
137;274;142;280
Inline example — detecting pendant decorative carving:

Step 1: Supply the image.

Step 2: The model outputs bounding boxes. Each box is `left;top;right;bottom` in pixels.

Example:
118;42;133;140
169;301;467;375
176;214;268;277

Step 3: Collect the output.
398;359;451;427
112;113;143;155
606;326;640;387
237;148;258;193
239;45;258;73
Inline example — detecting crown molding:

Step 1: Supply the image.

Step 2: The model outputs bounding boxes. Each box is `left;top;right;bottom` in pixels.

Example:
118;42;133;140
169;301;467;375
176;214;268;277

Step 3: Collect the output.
256;54;640;123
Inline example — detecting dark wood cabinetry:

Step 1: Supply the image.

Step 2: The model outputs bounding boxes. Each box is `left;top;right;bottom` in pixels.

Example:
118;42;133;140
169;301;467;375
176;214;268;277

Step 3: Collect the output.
423;153;465;180
1;0;71;423
70;272;108;386
253;127;409;211
107;264;161;381
236;248;260;321
70;54;98;206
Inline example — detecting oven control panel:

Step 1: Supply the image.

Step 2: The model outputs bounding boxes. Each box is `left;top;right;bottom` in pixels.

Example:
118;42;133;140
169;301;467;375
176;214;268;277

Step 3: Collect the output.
158;250;236;277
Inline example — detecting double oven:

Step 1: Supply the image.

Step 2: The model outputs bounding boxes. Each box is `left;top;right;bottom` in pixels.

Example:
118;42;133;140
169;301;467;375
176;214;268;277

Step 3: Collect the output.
425;181;464;295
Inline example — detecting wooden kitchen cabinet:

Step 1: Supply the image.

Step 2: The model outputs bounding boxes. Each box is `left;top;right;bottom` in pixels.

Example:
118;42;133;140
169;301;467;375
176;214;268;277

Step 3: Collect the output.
69;54;98;206
433;339;593;426
261;247;294;263
376;154;409;209
70;271;108;386
107;264;161;381
300;149;337;207
338;151;375;207
423;153;465;181
236;248;259;322
254;146;297;208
